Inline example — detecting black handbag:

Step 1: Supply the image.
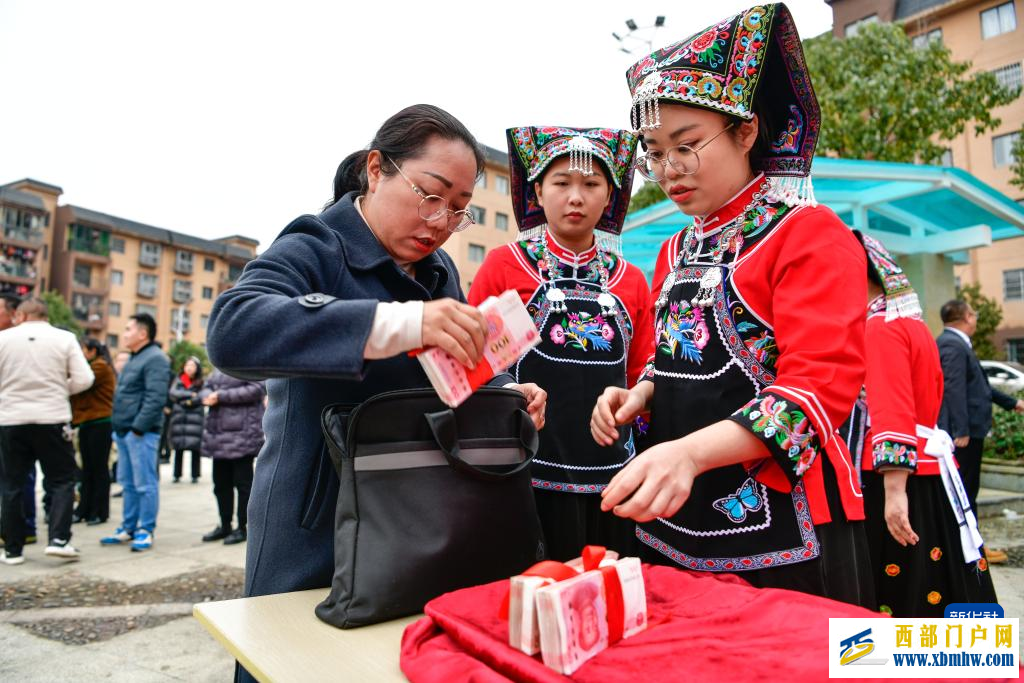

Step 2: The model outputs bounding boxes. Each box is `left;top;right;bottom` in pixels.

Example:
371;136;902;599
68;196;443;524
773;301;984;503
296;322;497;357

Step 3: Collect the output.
315;386;546;628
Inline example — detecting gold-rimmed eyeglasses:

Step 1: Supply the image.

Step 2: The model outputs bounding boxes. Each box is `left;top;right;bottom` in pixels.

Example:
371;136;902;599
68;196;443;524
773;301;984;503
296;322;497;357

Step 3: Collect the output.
634;123;736;181
386;155;475;233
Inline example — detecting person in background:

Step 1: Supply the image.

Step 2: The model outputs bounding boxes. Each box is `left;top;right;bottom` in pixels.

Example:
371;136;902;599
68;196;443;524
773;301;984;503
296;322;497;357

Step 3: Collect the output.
936;298;1024;565
70;338;116;526
100;313;171;552
199;369;265;545
0;298;94;563
168;356;205;484
109;350;132;498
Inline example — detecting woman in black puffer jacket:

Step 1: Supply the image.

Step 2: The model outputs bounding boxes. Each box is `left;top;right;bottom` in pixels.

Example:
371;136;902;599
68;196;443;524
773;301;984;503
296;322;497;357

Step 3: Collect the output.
167;356;205;483
199;369;266;545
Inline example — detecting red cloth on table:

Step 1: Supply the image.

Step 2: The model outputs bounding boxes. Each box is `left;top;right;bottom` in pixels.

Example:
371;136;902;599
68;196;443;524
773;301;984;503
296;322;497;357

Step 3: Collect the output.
402;564;896;682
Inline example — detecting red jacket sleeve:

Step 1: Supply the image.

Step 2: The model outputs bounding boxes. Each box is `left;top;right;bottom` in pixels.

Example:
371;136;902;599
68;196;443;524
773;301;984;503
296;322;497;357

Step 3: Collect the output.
637;233;681;384
729;208;867;485
622;263;654;388
467;247;511;307
864;316;918;471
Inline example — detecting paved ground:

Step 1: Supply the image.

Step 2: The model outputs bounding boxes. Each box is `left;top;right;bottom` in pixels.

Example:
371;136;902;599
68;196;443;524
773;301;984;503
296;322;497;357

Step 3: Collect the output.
0;469;1021;681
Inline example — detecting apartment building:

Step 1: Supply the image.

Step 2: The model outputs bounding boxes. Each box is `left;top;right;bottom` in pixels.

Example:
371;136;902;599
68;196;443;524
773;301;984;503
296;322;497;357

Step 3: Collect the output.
0;178;257;349
443;144;517;292
828;0;1024;357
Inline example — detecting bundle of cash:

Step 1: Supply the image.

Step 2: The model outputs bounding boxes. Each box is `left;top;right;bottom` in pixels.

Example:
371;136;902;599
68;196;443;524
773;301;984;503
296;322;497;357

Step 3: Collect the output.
416;289;540;407
534;557;647;675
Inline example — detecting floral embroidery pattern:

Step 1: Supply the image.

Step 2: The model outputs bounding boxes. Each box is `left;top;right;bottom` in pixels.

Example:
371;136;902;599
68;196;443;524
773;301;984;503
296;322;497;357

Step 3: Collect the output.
930;547;942;562
770;104;804;154
885;564;901;577
550;313;614;352
742;330;777;366
879;605;893;615
656;302;709;363
738;394;819;476
927;591;942;605
872;440;918;470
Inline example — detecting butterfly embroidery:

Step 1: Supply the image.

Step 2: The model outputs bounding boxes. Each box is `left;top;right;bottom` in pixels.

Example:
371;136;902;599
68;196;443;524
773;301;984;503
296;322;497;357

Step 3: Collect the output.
712;477;764;523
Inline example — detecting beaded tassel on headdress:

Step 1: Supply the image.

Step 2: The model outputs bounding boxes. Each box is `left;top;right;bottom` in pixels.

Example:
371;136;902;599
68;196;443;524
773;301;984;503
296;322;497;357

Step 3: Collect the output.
567;136;596;176
766;175;818;209
631;71;662;132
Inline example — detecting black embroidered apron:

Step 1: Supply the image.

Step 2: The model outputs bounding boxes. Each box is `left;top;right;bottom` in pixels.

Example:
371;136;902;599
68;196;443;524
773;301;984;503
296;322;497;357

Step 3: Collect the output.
637;228;820;571
515;274;634;493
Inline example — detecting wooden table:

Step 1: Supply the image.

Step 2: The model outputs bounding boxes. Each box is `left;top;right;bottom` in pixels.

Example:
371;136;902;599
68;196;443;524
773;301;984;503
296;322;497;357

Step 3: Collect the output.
193;589;420;682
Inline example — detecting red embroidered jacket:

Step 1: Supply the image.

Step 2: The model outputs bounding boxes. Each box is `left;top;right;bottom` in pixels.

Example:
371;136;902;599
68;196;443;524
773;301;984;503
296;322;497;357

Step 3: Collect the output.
862;309;945;477
467;232;653;388
646;196;867;524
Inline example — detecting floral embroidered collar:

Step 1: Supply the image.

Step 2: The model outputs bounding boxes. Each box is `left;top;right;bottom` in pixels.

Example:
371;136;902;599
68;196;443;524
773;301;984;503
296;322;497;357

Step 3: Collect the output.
542;228;600;266
693;173;767;238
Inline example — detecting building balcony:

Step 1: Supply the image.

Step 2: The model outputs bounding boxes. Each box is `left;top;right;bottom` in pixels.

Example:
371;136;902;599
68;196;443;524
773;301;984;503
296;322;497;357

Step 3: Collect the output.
2;227;45;247
71;301;106;330
68;237;111;259
139;253;160;268
72;275;109;293
137;286;157;299
0;261;38;282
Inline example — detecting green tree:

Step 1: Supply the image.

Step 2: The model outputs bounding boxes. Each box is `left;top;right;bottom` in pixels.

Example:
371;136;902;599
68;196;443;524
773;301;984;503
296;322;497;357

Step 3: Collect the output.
1009;132;1024;192
803;23;1019;164
167;339;211;375
39;290;83;337
957;281;1003;360
628;182;667;214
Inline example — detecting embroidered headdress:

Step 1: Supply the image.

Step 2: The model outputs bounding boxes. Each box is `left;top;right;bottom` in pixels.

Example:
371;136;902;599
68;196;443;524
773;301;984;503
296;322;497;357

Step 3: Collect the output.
625;3;819;207
507;126;639;251
856;231;922;321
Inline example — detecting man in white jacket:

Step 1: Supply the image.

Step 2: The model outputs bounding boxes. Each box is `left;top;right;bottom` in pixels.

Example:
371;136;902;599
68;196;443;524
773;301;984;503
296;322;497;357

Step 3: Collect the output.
0;298;94;564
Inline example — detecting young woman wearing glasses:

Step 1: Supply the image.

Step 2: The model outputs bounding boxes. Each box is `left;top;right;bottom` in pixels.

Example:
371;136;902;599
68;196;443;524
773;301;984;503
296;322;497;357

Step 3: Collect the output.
205;105;546;619
468;126;650;561
592;3;874;606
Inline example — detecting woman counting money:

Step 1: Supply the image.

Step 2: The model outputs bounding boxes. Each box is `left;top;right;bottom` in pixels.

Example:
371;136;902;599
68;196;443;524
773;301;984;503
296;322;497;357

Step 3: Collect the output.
592;3;874;606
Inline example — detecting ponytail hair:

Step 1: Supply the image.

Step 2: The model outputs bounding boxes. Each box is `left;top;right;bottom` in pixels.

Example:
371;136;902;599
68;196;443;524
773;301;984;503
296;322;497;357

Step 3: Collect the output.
325;104;485;208
81;337;113;366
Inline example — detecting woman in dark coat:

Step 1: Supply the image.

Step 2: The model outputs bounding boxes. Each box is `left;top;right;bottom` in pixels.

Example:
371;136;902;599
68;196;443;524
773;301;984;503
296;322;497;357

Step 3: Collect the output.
199;369;265;545
205;104;546;617
71;338;116;524
167;356;205;483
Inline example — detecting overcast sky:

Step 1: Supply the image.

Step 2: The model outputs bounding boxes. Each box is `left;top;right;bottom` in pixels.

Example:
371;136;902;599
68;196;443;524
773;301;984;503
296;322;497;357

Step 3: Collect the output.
0;1;833;251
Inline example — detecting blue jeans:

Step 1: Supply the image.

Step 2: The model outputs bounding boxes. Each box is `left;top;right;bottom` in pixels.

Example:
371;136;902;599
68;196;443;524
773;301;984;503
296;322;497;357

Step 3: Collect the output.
113;431;160;532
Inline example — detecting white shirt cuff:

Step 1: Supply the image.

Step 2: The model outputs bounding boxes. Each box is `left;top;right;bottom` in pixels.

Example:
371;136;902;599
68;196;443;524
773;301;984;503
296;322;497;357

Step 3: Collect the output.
363;301;424;359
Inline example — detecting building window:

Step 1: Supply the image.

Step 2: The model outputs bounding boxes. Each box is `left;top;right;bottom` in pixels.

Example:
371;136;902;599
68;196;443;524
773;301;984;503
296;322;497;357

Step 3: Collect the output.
71;293;103;323
109;301;121;317
172;278;193;303
202;286;214;300
993;131;1020;167
468;243;486;263
982;1;1017;38
170;308;191;335
1007;338;1024;362
111;237;126;253
135;303;157;317
468;205;486;225
845;14;878;37
475;173;487;189
42;244;48;260
495;212;509;231
200;314;210;330
911;28;943;48
106;334;118;348
139;241;161;267
204;257;215;272
175;250;194;274
991;62;1023;92
68;223;111;256
1004;268;1024;301
73;263;93;289
939;149;953;166
495;175;510;195
137;273;158;298
111;269;124;286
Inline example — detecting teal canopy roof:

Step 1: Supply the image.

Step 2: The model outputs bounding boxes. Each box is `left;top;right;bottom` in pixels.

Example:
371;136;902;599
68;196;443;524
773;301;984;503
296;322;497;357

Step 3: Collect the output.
622;158;1024;278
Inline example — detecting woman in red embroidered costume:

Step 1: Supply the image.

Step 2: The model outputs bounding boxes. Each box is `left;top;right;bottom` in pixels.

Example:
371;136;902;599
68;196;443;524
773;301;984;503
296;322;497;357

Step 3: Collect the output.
851;232;996;616
469;126;652;560
592;3;874;605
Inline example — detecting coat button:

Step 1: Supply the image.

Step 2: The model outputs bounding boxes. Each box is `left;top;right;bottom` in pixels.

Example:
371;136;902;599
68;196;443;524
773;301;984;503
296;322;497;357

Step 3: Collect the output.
306;294;324;304
299;293;335;308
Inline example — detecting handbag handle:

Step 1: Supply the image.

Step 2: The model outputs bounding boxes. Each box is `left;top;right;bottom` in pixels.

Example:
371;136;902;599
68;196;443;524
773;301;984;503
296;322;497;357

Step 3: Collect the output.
424;408;538;482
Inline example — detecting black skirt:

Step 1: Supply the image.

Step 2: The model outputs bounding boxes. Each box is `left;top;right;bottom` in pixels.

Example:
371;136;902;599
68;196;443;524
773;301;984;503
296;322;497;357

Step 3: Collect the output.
862;470;997;617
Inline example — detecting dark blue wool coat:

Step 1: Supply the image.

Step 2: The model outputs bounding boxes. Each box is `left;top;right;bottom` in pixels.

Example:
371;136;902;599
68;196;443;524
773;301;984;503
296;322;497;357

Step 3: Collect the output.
207;192;508;599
